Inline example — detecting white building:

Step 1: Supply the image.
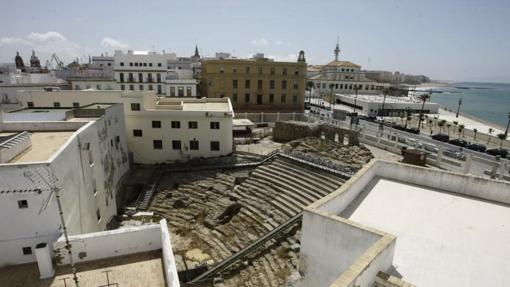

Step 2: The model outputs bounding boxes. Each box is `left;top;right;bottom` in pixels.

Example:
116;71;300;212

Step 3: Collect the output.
166;69;198;97
336;93;440;116
309;42;387;97
0;103;129;266
17;90;234;164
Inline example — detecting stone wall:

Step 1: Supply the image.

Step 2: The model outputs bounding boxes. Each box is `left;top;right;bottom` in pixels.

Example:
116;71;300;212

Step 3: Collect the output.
273;120;359;145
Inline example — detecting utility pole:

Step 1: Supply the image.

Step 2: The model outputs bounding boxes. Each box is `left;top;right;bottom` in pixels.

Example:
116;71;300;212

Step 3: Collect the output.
456;97;463;118
353;86;359;113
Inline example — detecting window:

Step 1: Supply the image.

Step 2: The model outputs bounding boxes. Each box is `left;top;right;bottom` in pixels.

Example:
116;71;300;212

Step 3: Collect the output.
283;68;287;75
120;62;124;66
153;140;163;149
293;95;298;104
293;81;299;90
269;94;274;103
18;200;28;209
148;73;153;82
143;63;147;67
282;80;287;89
220;67;224;73
232;79;238;89
157;85;162;94
22;247;32;255
245;66;250;74
233;93;238;103
75;85;81;90
96;84;101;90
73;102;79;108
129;62;133;66
120;73;124;83
133;129;143;137
178;87;184;97
210;141;220;151
269;80;275;89
258;67;263;74
171;121;180;128
170;86;175;96
128;73;134;82
121;84;125;91
257;94;263;105
186;87;192;96
135;63;138;67
190;139;199;150
129;85;134;91
157;73;161;83
96;208;101;221
245;80;250;89
149;63;153;67
172;140;181;150
53;102;60;108
158;63;162;67
210;122;220;129
139;84;144;91
188;121;198;129
149;84;153;91
244;93;250;103
233;67;237;73
27;101;34;107
138;73;143;82
152;120;161;128
270;67;275;75
257;80;263;89
295;69;299;76
131;103;141;111
281;94;286;103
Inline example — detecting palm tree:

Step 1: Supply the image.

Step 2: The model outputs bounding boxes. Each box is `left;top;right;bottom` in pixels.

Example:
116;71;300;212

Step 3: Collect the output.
458;124;465;138
473;128;478;142
306;81;314;103
418;94;430;129
497;133;507;149
438;120;445;133
428;119;433;133
446;123;451;136
399;112;405;126
488;128;494;144
405;115;412;128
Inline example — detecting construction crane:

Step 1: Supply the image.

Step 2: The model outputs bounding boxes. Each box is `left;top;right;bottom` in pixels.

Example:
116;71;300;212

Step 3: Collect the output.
49;53;65;69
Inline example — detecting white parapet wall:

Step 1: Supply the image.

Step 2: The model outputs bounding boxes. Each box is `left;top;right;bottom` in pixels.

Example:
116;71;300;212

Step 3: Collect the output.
54;219;180;287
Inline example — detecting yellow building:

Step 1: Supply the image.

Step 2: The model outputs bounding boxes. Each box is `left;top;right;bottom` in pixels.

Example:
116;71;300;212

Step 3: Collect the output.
200;52;306;112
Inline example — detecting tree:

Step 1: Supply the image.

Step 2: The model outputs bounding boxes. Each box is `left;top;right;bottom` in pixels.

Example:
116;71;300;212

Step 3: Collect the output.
399;112;405;126
473;128;478;142
446;123;451;136
488;128;494;144
458;124;465;138
428;119;433;133
497;133;507;149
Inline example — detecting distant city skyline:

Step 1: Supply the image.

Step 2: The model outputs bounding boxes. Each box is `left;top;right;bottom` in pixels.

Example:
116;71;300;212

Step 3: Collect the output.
1;0;509;83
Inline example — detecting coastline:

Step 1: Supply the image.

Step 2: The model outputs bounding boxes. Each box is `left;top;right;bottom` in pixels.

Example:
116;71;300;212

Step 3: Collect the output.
436;107;505;134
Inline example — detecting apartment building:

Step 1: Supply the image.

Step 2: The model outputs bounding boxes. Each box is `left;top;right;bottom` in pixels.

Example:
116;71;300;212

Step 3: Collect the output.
200;52;307;112
17;90;234;164
0;103;129;266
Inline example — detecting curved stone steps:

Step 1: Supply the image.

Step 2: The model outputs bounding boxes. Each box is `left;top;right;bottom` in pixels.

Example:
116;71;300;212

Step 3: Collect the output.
246;176;307;212
238;181;299;217
273;158;344;189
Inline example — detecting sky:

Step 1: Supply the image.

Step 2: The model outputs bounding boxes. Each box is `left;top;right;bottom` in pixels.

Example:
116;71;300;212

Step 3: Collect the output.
1;0;509;83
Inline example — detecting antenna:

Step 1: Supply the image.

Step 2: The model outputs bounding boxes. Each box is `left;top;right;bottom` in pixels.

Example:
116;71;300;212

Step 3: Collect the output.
24;167;80;287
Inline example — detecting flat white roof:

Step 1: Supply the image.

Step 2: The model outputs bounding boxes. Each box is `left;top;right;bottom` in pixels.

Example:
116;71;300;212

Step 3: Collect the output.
345;177;510;287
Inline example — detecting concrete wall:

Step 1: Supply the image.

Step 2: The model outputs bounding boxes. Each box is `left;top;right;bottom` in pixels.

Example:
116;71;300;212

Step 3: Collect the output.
273;120;358;145
54;224;162;265
0;121;87;131
0;132;31;163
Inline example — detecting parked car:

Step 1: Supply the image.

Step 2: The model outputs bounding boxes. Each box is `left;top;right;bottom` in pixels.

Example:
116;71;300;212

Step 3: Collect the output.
423;143;439;153
466;143;487;152
486;148;509;158
405;127;420;134
443;149;467;161
431;133;450;142
448;138;468;147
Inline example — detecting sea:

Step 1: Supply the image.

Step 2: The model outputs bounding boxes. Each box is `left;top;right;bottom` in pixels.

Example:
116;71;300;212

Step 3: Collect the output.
416;82;510;129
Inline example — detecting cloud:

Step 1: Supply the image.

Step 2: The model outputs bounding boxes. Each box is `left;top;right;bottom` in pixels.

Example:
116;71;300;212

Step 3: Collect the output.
251;37;269;47
100;37;128;49
275;40;284;46
0;37;32;47
27;32;66;42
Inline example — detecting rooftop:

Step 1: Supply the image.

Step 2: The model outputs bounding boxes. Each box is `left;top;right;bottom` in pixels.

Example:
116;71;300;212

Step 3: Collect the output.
343;177;510;287
325;60;361;68
0;251;165;287
155;98;232;112
5;131;75;163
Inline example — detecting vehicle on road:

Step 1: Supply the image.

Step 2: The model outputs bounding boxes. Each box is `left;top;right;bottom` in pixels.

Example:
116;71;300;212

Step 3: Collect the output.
486;148;508;158
448;138;468;147
443;149;467;161
431;133;450;142
466;143;487;152
423;143;439;153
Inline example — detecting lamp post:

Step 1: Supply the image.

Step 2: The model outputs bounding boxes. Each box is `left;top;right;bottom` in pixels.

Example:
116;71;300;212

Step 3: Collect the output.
353;85;359;113
329;83;335;111
505;112;510;137
455;97;463;118
380;89;388;119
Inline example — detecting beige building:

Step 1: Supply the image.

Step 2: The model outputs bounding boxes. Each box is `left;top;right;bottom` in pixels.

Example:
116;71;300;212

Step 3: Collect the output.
200;52;307;112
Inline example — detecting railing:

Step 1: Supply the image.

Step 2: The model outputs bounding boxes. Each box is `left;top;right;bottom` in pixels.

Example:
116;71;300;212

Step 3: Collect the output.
278;150;353;180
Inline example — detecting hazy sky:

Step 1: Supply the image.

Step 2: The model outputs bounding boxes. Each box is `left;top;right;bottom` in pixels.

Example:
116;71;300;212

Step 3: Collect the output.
1;0;509;83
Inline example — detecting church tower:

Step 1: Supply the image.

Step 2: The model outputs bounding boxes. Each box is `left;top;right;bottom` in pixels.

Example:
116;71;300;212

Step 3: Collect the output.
334;37;340;61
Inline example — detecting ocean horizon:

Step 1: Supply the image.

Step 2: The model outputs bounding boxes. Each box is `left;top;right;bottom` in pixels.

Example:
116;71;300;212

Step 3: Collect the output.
416;82;510;129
